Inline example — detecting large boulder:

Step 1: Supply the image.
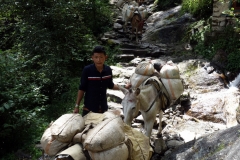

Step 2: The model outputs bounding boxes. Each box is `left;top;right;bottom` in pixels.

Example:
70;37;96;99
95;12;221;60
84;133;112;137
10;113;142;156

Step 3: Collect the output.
177;59;227;93
186;90;240;127
162;124;240;160
142;6;195;44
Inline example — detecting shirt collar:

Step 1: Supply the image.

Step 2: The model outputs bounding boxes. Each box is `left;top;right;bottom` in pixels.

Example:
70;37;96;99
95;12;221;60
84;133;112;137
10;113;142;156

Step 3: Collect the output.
93;63;106;73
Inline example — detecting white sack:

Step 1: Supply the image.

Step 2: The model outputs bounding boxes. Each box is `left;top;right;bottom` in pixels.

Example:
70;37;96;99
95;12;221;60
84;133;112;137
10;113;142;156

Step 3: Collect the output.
83;112;105;125
123;124;153;160
56;143;87;160
135;62;155;76
40;127;69;156
130;72;150;89
160;61;180;79
83;116;125;152
88;143;129;160
51;113;85;143
161;78;184;101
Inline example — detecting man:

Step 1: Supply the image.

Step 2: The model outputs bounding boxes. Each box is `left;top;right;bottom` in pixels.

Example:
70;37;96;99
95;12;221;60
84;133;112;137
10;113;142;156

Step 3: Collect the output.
73;46;130;116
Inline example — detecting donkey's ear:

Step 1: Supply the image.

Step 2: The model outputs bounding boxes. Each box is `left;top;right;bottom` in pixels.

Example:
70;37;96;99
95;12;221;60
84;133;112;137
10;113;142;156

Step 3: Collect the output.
135;88;141;96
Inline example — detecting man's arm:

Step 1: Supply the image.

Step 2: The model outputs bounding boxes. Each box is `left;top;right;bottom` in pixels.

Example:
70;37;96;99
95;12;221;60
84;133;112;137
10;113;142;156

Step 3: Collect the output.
73;90;85;113
112;82;131;90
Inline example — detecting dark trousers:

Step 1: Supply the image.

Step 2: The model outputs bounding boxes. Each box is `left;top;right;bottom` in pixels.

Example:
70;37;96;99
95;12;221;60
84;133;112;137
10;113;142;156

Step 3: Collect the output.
81;106;105;117
82;110;90;117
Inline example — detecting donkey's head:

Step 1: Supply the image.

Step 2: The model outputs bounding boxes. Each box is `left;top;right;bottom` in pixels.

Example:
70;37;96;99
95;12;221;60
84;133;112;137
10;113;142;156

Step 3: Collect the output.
120;87;141;126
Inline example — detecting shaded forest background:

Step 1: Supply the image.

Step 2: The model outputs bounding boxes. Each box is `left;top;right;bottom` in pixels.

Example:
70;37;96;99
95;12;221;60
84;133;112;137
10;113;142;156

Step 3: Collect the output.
0;0;239;159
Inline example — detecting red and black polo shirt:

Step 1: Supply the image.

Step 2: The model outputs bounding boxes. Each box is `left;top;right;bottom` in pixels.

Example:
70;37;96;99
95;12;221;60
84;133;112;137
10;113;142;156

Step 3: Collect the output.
79;64;114;113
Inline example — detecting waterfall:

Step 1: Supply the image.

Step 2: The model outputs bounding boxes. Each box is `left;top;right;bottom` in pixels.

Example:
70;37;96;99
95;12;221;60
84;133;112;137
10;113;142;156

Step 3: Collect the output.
229;73;240;89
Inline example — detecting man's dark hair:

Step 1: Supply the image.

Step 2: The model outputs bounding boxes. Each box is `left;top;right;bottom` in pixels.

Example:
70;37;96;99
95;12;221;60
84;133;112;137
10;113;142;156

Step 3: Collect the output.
92;46;106;55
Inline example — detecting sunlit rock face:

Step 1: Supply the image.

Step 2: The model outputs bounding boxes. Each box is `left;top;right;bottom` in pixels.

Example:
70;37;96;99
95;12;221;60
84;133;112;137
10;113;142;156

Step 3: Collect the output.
161;124;240;160
107;56;239;159
186;91;239;127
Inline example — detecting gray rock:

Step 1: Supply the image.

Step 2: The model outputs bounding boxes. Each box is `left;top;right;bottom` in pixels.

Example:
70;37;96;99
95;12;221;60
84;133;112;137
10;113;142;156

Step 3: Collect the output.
154;138;168;154
161;124;240;160
186;90;239;127
166;140;185;148
113;23;123;29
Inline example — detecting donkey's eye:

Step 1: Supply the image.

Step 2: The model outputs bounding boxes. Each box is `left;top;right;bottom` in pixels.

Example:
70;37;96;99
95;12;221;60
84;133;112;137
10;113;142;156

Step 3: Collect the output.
128;100;133;102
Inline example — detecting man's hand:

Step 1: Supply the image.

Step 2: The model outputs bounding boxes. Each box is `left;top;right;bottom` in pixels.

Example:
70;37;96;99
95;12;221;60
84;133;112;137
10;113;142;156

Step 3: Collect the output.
73;107;79;113
114;83;132;90
125;82;131;89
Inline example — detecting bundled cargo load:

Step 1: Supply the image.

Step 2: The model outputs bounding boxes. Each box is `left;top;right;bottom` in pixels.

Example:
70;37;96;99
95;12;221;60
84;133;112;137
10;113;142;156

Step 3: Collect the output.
160;78;184;101
83;116;125;152
123;124;153;160
73;111;123;144
160;61;180;79
157;61;184;101
55;143;87;160
40;113;85;156
72;124;93;144
40;127;69;156
135;61;155;76
103;109;122;119
83;111;121;126
83;112;105;125
51;114;85;143
130;72;150;89
88;143;129;160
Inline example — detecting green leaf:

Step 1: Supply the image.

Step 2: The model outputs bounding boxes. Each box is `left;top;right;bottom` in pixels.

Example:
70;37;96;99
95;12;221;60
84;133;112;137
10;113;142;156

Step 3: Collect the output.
0;107;5;113
3;103;11;109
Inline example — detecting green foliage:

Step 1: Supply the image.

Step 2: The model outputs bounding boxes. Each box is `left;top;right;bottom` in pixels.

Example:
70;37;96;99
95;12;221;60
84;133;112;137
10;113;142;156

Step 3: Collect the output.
181;0;213;19
105;45;121;66
220;7;240;71
0;0;116;158
227;49;240;70
78;0;113;36
222;7;240;31
41;77;82;121
191;21;215;59
190;24;240;71
0;49;48;156
154;0;182;11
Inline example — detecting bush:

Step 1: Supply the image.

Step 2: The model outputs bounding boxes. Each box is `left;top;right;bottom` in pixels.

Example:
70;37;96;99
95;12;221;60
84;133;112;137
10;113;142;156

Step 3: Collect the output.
0;50;48;157
181;0;213;19
192;26;240;72
0;0;116;158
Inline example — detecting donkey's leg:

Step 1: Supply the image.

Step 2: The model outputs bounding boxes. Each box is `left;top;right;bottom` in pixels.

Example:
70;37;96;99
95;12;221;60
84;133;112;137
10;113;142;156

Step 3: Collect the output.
124;21;127;33
131;27;134;41
143;111;156;137
145;117;155;137
141;112;152;136
158;110;163;136
136;27;138;42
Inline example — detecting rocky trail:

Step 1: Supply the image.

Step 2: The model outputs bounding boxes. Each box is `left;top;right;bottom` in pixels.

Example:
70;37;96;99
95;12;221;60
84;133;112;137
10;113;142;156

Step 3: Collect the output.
107;56;240;159
35;0;240;159
102;1;240;159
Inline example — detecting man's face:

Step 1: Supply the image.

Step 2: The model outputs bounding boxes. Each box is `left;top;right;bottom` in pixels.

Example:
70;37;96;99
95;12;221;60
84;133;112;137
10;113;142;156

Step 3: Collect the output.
92;52;107;68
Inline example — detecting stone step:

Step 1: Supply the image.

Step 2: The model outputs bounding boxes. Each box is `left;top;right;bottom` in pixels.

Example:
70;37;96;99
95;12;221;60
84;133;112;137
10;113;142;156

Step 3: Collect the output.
119;48;149;57
115;54;135;62
133;49;150;57
120;43;139;49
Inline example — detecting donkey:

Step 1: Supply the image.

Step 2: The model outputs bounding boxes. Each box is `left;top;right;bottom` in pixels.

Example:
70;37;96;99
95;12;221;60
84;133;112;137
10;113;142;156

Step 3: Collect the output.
120;76;170;137
116;0;142;9
131;13;145;42
122;2;138;32
130;5;149;42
